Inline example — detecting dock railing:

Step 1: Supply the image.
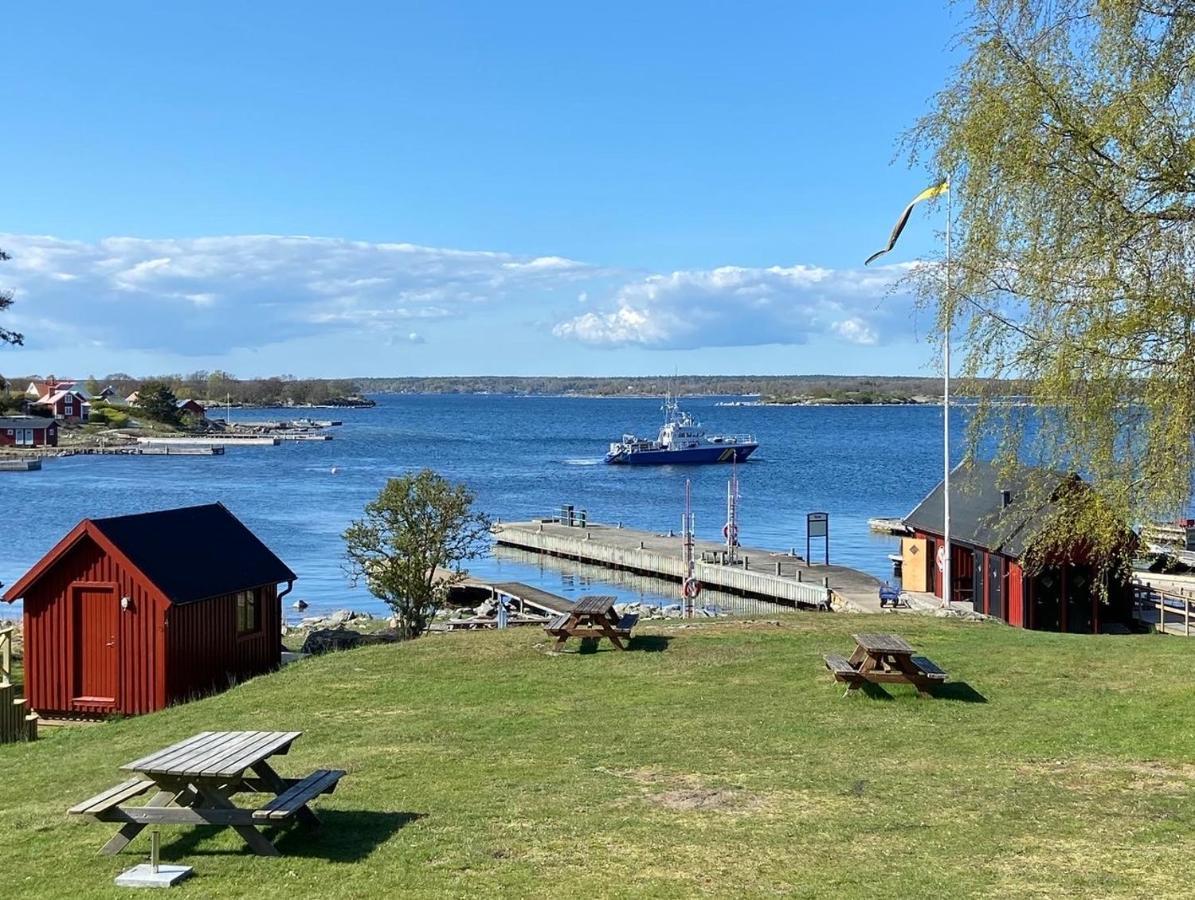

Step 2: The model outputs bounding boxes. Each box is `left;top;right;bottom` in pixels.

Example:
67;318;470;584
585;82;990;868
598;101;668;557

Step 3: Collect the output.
1132;582;1195;636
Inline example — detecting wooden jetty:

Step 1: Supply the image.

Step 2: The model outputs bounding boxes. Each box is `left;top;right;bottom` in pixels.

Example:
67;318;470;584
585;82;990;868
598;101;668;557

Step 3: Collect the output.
494;520;885;611
868;517;912;536
274;432;333;441
0;458;42;471
437;581;572;631
137;435;280;447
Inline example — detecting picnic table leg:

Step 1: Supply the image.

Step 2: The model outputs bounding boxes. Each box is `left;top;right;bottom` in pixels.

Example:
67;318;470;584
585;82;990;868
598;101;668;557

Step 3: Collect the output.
99;790;177;856
607;633;626;650
251;760;321;829
192;783;281;857
892;655;936;698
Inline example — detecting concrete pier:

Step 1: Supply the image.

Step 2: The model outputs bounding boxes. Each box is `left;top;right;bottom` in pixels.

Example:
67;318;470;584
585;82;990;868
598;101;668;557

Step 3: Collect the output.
494;519;886;611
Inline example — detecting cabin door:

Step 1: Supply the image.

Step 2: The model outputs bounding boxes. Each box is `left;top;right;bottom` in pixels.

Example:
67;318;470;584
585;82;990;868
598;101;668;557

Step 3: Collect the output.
986;555;1004;620
73;586;119;707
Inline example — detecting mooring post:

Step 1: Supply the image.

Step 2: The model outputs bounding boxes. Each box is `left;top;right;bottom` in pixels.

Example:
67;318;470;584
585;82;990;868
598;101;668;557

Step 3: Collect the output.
744;556;749;570
822;576;829;588
775;561;781;575
797;570;802;582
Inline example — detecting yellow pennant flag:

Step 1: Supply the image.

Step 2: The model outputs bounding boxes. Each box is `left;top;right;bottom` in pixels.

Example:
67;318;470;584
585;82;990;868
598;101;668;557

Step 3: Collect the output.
865;180;949;265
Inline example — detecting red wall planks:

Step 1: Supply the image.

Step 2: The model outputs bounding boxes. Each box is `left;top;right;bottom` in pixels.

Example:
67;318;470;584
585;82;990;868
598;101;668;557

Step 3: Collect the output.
19;534;279;717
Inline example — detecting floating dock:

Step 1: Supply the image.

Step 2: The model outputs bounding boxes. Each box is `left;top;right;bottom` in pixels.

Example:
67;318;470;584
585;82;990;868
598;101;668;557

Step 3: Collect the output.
494;520;885;611
0;458;42;471
137;436;280;447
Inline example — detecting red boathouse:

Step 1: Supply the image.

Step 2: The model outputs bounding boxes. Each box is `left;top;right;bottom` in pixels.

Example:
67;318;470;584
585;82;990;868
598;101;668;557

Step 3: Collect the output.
901;461;1133;633
1;504;295;717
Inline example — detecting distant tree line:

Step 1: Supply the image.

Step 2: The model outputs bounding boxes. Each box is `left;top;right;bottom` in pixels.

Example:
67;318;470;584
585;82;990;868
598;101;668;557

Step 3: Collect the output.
353;374;1029;399
2;373;1035;404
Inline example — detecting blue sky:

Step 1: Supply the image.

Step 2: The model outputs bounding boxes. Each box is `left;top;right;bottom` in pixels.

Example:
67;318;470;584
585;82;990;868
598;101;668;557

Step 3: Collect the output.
0;1;963;378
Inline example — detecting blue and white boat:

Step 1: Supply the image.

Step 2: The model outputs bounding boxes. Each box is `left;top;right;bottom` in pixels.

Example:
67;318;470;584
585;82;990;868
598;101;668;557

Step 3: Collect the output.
605;396;758;465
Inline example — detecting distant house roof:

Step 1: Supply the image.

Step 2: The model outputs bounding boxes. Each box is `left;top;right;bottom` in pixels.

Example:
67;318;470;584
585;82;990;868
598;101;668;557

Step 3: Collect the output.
177;398;205;409
37;389;88;406
903;460;1075;559
3;503;296;605
0;416;56;430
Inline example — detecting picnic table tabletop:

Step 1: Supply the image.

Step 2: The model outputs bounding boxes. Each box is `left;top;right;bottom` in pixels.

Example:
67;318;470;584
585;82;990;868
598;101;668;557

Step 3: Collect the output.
852;633;915;655
122;730;302;779
571;595;618;619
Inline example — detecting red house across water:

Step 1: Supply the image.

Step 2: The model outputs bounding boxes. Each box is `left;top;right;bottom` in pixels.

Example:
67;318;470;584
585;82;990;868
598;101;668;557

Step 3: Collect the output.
1;504;295;717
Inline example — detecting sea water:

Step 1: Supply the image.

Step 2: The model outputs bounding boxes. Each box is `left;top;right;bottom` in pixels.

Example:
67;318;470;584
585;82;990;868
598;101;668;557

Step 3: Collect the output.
0;394;968;617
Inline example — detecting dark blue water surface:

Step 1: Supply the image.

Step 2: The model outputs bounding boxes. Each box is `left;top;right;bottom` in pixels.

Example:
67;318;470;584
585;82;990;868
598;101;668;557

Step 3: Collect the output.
0;395;968;616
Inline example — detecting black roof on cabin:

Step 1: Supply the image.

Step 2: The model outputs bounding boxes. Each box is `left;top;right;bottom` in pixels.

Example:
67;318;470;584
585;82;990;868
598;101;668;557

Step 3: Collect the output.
91;503;296;604
903;460;1073;559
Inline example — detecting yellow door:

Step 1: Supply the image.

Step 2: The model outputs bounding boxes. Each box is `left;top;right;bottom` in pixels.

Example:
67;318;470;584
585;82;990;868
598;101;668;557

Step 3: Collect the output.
901;537;928;592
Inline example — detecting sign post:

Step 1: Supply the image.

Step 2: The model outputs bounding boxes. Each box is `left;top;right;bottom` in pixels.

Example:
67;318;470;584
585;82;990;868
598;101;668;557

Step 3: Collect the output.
807;512;829;566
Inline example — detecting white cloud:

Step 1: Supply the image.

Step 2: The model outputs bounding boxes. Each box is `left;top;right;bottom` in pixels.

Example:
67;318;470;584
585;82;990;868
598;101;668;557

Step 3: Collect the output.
551;263;912;349
0;234;596;356
0;232;917;362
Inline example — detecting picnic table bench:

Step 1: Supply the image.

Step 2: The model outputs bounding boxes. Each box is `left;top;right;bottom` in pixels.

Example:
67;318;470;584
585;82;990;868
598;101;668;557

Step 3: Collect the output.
69;731;344;857
823;633;947;697
544;595;638;651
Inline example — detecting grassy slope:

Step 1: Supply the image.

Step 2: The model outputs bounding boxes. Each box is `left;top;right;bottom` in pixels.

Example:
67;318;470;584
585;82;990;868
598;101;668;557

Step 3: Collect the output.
2;615;1194;899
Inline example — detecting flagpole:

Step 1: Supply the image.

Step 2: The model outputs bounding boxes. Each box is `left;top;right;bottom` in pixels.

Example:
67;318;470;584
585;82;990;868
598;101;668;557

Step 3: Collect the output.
942;178;952;609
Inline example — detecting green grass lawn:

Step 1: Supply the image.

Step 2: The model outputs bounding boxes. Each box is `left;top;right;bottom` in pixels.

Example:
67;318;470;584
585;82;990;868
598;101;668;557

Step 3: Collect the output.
3;615;1194;898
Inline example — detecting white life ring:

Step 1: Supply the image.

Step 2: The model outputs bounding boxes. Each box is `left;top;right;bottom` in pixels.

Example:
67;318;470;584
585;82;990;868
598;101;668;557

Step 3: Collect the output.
683;578;702;600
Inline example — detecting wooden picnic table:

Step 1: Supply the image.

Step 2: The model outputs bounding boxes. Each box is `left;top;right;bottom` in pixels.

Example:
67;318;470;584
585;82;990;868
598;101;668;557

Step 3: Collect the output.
69;731;345;857
544;595;639;651
824;633;947;697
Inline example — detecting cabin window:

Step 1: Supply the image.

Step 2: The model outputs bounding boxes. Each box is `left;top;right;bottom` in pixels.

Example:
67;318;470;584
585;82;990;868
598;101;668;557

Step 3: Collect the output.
236;589;261;635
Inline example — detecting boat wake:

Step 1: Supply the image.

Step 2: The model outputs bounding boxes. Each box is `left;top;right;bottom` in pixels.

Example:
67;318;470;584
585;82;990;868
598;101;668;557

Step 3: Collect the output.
564;457;603;466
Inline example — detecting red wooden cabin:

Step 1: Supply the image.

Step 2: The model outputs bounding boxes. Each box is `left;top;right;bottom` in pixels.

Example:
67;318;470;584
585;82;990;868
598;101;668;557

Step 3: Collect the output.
34;389;89;423
902;460;1132;633
1;504;295;717
0;416;58;447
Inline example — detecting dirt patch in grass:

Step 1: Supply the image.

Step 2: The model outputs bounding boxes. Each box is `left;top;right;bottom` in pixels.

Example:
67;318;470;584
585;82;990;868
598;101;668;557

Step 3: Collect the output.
651;786;763;812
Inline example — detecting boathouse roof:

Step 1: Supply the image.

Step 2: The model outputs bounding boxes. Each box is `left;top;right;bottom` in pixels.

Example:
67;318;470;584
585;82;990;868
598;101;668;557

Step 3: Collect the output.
903;460;1074;559
3;503;295;605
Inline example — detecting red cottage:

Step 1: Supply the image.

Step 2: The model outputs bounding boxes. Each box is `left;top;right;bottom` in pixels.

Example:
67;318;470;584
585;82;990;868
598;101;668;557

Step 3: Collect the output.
901;460;1132;633
1;504;295;717
35;389;89;423
0;416;58;447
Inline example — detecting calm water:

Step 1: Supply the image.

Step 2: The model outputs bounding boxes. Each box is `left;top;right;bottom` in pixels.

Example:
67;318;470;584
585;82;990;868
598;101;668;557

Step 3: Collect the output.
0;395;968;617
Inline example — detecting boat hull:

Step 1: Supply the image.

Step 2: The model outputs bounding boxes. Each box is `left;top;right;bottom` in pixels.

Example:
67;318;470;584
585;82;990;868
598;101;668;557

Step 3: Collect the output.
606;444;758;465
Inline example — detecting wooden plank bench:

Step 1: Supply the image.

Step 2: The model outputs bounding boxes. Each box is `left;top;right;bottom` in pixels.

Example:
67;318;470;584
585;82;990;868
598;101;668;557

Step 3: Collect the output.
69;778;156;816
910;656;948;681
253;769;345;822
545;613;571;635
823;653;863;683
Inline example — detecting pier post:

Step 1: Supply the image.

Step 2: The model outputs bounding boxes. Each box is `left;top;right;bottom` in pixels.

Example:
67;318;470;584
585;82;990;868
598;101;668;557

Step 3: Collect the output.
639;541;644;550
775;561;781;575
797;570;802;583
744;557;749;570
822;577;829;588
